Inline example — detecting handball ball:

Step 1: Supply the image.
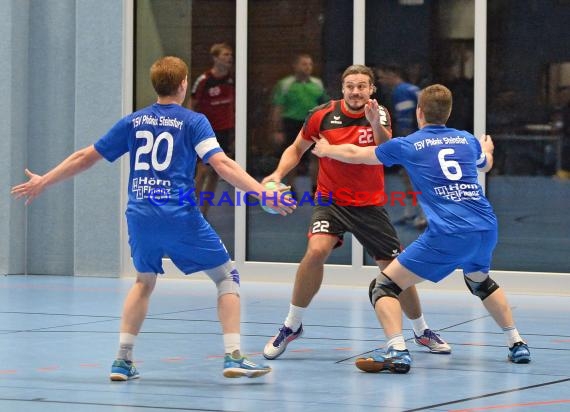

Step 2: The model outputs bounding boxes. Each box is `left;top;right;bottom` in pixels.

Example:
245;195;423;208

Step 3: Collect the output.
260;181;290;214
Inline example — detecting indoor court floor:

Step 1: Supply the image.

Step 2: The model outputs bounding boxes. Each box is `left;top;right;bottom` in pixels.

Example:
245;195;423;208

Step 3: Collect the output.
0;275;569;411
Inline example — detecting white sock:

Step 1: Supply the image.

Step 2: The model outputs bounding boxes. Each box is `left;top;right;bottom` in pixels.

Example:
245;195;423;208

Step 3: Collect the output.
410;314;429;336
284;303;305;331
223;333;241;356
386;334;407;351
117;332;136;361
502;326;523;347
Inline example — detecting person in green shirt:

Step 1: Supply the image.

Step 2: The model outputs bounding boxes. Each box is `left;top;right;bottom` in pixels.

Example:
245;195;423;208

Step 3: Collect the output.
271;53;328;195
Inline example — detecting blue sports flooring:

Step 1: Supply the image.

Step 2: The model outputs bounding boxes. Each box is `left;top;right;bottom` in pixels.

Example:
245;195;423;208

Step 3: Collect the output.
0;275;569;411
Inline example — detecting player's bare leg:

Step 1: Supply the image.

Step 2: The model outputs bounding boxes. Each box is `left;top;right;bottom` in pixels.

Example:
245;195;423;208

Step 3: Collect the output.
206;264;271;378
377;260;451;354
263;235;337;359
356;262;422;374
479;286;530;363
218;292;240;334
291;235;338;307
110;273;156;381
120;273;156;335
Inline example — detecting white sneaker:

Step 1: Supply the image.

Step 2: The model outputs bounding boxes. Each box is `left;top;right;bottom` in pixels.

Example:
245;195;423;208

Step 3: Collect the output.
263;324;303;360
414;329;451;354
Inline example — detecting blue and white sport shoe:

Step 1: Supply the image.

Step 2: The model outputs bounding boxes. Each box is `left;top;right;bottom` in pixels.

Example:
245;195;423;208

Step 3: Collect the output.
508;341;531;364
223;354;271;378
355;347;412;374
109;359;140;381
414;329;452;354
263;324;304;360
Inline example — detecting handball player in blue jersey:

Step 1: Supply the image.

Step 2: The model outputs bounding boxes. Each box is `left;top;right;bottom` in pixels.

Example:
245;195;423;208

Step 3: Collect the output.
312;84;530;374
11;56;295;380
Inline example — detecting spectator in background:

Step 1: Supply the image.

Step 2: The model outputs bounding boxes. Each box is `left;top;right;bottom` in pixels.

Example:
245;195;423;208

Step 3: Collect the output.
406;62;431;90
271;53;329;195
377;64;426;229
189;43;235;217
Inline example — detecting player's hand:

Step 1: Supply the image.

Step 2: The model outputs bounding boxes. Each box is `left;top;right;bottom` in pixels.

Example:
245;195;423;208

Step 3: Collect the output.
311;135;331;158
11;169;45;205
364;99;380;125
261;173;282;185
479;134;494;154
261;186;296;215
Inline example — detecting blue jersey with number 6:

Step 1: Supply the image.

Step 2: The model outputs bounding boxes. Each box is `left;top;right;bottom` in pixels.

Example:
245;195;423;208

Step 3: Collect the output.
94;103;222;217
375;125;497;233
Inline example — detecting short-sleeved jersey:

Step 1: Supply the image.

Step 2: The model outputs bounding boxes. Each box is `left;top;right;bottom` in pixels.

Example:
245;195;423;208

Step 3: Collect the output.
303;99;392;206
375;125;497;233
391;82;420;135
272;76;329;121
94;103;222;218
191;70;235;132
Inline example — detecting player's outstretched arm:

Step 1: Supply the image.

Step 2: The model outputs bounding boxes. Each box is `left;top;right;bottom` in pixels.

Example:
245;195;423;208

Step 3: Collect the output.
311;136;381;165
11;145;103;205
478;134;494;173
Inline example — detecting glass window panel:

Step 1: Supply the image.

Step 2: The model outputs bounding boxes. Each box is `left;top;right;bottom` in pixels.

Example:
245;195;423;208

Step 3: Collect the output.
246;0;353;263
364;0;474;265
486;0;570;272
135;0;236;257
135;0;193;109
188;0;236;257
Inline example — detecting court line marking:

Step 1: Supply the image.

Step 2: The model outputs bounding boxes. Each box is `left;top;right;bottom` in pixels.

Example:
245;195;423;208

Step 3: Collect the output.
400;377;570;412
0;397;235;411
449;398;570;411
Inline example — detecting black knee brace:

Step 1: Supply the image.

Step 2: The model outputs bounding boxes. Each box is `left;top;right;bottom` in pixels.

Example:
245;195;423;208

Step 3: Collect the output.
368;272;402;307
464;275;499;301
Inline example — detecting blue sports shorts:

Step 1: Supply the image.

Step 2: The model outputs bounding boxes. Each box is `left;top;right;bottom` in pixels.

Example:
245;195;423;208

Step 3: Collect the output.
397;228;498;282
126;213;230;274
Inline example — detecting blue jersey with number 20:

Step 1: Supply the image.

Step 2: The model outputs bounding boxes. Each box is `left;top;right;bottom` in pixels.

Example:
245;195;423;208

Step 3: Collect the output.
94;103;222;217
375;125;497;234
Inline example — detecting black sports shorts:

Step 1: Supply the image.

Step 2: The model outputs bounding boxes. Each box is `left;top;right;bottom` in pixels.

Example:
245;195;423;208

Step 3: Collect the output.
309;202;401;261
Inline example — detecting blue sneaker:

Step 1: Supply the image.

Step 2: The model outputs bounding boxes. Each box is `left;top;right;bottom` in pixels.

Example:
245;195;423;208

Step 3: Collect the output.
508;341;531;364
414;329;452;354
263;324;304;360
355;347;412;374
223;354;271;378
109;359;140;381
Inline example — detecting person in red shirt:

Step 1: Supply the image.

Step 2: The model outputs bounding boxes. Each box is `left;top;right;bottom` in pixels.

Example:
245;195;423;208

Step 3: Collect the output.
189;43;235;217
262;65;451;362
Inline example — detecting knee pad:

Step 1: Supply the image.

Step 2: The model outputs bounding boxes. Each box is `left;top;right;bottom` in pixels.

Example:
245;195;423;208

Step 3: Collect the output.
368;272;402;307
464;272;499;301
204;261;240;297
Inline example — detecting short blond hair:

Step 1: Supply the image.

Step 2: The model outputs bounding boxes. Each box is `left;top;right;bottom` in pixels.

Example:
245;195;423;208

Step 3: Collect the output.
210;42;232;57
418;84;452;124
150;56;188;97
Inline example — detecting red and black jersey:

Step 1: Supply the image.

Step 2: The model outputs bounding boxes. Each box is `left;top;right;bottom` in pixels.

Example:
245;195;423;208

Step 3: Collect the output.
190;70;235;132
302;99;392;206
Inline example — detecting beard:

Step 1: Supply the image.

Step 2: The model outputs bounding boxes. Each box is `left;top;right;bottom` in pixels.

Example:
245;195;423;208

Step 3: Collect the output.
345;99;365;111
